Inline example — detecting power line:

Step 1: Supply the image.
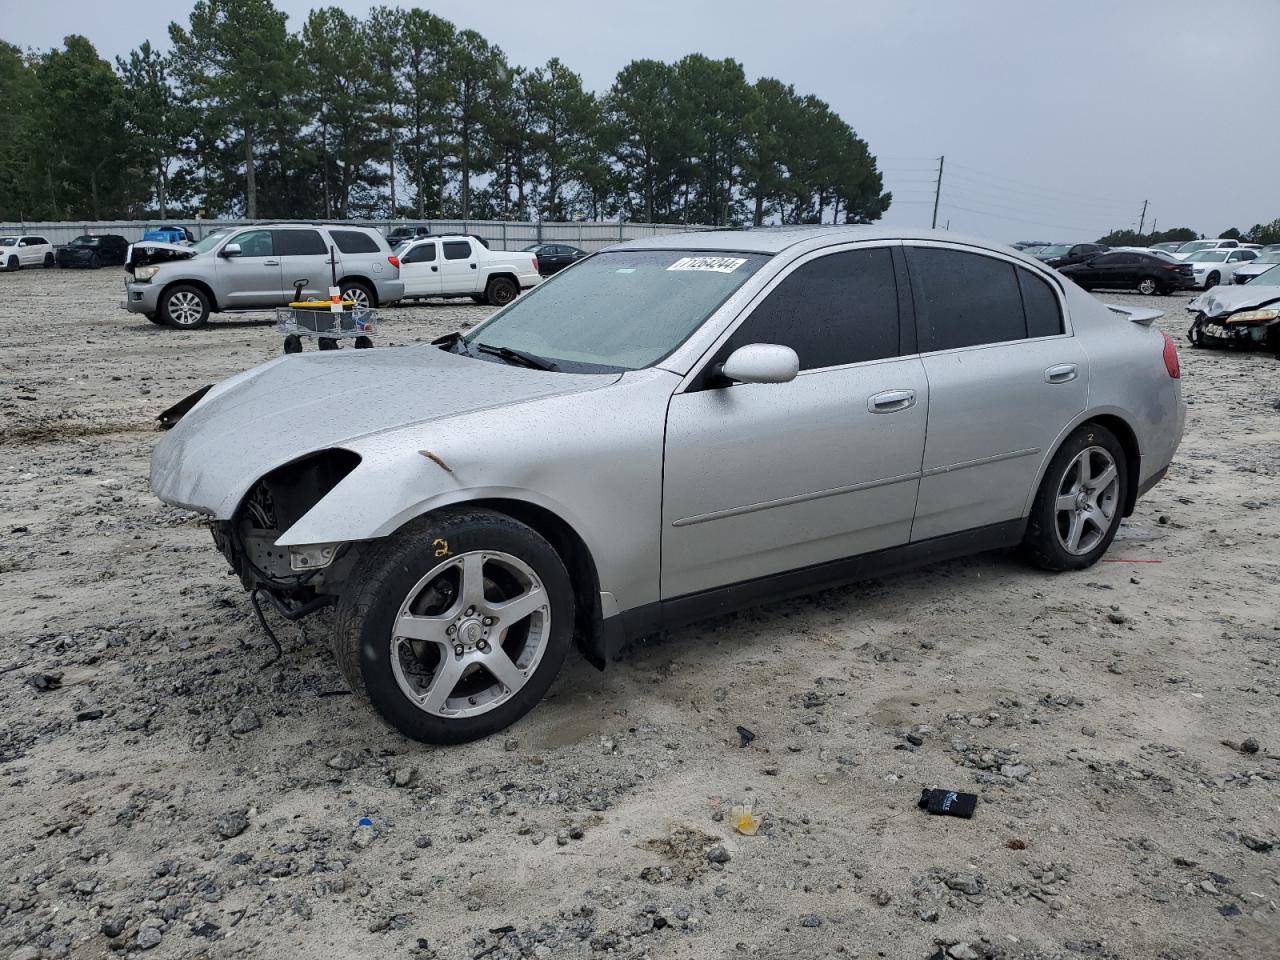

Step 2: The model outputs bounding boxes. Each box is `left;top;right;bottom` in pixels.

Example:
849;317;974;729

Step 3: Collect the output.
944;161;1136;207
938;201;1112;235
941;171;1135;216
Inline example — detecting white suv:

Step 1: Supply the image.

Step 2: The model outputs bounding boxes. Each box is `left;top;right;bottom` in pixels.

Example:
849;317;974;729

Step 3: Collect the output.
0;235;54;271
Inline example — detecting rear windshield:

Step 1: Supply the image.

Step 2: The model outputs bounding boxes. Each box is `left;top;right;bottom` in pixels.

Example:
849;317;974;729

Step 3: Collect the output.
465;250;769;372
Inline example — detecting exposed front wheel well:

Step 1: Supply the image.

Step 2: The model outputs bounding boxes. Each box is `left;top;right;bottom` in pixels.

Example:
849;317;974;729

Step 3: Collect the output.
1078;415;1141;517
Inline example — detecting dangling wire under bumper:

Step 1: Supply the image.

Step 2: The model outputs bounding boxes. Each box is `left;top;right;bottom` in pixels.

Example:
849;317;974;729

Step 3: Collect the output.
249;588;335;670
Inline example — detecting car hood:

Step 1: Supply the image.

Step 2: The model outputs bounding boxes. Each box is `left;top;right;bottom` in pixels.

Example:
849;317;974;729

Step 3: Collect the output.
151;344;621;517
126;241;196;271
1187;284;1280;318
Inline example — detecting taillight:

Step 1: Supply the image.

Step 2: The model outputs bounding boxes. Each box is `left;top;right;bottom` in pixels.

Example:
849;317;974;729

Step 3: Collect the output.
531;255;539;273
1161;331;1180;379
388;255;400;269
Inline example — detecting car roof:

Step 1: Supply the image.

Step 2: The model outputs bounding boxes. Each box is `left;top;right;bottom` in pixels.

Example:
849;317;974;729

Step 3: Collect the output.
605;225;1036;259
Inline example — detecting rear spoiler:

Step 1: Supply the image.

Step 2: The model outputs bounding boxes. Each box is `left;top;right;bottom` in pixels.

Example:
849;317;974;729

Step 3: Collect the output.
1105;304;1163;325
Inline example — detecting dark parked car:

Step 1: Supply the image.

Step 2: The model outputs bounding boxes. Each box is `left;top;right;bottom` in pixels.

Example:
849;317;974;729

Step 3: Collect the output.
522;242;587;275
1059;251;1194;295
387;225;431;243
1039;243;1108;268
55;234;129;268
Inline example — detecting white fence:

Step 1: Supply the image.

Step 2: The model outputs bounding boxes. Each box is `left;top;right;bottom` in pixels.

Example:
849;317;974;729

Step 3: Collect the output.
0;218;708;250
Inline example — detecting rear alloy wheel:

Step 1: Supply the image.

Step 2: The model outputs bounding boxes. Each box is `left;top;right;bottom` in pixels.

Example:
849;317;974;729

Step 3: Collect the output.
1137;277;1158;295
333;509;574;744
160;285;211;329
486;276;518;307
1024;423;1127;571
340;281;374;311
1206;271;1220;288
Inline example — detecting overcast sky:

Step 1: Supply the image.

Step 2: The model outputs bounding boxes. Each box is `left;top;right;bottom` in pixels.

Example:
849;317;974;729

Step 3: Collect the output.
5;0;1277;241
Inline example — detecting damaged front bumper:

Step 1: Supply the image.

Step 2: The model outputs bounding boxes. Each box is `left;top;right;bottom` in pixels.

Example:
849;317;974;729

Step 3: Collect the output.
1186;286;1280;351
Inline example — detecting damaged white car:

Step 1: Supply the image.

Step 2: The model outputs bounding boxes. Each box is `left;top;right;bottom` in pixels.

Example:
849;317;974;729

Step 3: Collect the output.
1186;268;1280;353
151;228;1185;744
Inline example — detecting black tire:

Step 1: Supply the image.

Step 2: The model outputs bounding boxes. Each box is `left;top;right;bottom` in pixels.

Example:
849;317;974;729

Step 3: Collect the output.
333;509;575;745
486;276;518;307
88;253;101;269
159;284;211;329
1206;271;1220;288
1136;277;1158;296
318;337;339;351
43;252;54;268
340;280;375;310
6;255;18;272
283;334;303;354
1023;423;1128;572
470;295;486;304
144;312;164;326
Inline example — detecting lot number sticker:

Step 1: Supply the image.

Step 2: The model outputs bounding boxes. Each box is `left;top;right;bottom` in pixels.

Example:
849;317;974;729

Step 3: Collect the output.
667;256;747;273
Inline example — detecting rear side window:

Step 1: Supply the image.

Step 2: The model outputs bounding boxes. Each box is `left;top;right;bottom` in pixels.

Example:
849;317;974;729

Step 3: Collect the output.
907;247;1026;351
276;229;327;256
329;230;380;254
725;247;901;371
1018;269;1064;339
443;240;472;261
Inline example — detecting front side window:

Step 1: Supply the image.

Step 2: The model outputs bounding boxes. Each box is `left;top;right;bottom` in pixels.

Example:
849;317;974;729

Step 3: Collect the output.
443;240;472;261
402;242;436;264
276;229;327;256
722;248;901;370
463;249;768;372
907;247;1027;351
227;230;273;258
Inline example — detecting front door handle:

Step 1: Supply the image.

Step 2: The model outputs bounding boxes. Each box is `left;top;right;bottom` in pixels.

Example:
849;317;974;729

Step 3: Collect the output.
263;259;280;266
470;263;477;269
868;389;916;413
430;265;438;272
1045;363;1078;384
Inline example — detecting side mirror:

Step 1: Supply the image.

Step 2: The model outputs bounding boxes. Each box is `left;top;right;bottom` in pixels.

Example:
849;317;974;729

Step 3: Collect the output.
220;242;242;257
720;343;799;385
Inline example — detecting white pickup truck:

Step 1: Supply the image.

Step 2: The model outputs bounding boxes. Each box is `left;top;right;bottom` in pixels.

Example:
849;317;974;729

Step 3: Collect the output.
396;235;541;306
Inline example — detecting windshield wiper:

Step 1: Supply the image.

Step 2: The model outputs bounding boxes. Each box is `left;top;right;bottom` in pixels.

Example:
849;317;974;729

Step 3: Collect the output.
473;343;556;371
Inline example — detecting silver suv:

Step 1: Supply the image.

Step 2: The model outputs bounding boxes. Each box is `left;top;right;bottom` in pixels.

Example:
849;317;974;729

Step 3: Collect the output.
123;224;405;328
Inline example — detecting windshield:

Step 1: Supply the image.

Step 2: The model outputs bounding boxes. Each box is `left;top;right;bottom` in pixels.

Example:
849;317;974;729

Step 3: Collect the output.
190;233;227;254
0;237;16;246
1178;241;1217;253
1035;245;1070;256
69;236;100;247
463;249;769;372
1248;264;1280;284
1186;251;1229;263
521;243;542;252
1250;251;1280;264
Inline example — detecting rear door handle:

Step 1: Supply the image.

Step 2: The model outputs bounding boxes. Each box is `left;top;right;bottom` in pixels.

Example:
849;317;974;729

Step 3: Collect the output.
868;389;916;413
1045;363;1078;384
264;259;280;266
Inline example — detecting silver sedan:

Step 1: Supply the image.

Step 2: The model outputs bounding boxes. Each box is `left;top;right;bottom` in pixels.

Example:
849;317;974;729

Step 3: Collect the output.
151;227;1185;744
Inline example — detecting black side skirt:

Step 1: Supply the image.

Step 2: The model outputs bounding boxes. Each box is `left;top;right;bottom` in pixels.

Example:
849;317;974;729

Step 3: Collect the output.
600;519;1026;660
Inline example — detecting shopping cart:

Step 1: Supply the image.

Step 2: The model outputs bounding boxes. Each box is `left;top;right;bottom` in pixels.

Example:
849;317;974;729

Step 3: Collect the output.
275;249;380;354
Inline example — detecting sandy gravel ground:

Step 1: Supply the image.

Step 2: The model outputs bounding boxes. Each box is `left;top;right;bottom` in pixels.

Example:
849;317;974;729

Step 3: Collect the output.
0;266;1277;960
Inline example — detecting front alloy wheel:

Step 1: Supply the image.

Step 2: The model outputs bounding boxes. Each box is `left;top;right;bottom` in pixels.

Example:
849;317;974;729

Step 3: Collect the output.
1137;277;1157;295
333;508;574;744
390;551;551;718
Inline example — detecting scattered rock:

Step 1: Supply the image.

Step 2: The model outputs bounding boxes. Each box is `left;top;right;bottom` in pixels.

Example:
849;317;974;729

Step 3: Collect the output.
228;708;260;735
391;767;416;788
706;845;731;865
26;672;62;692
327;749;360;771
214;811;249;840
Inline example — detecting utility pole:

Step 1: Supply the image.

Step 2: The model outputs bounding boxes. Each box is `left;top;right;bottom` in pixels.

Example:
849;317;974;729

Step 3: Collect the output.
931;155;945;229
1150;217;1157;237
1138;199;1148;236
